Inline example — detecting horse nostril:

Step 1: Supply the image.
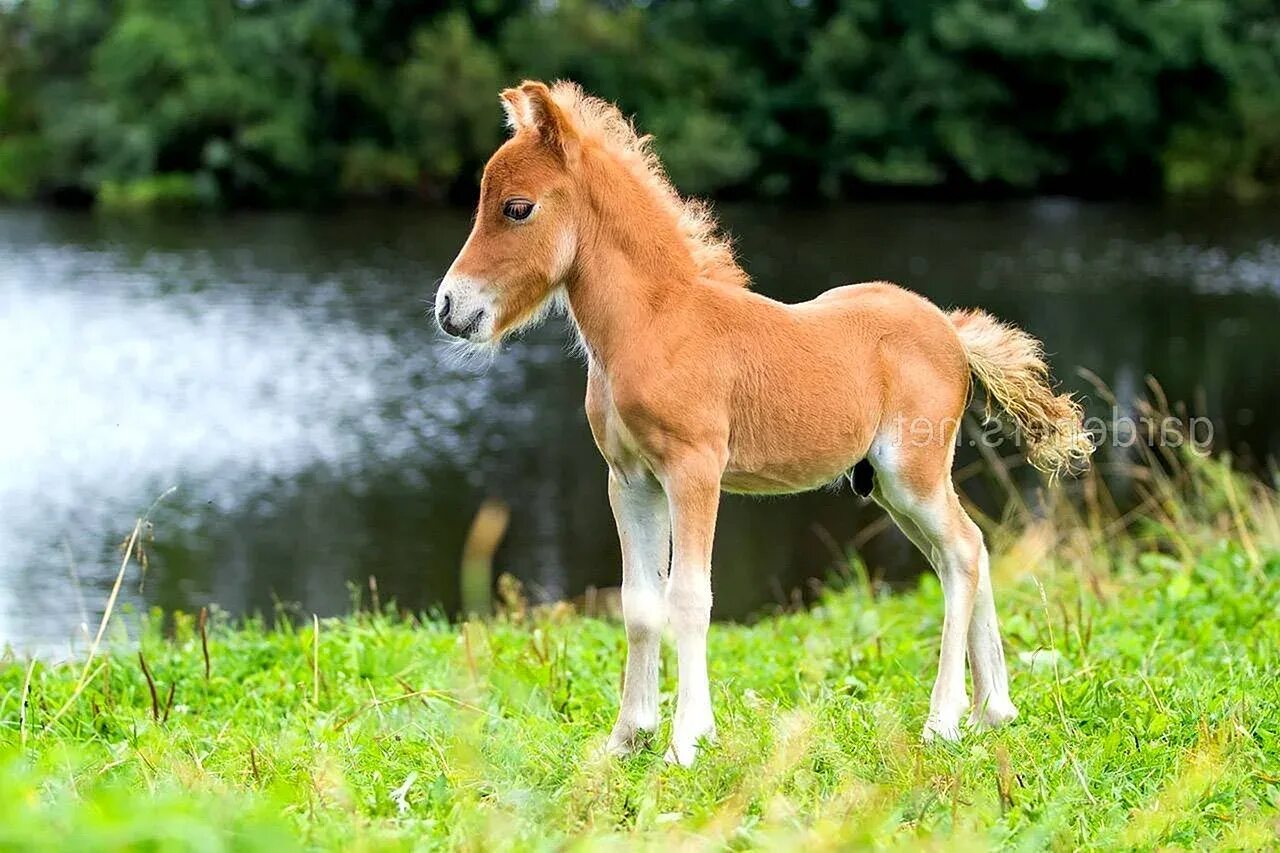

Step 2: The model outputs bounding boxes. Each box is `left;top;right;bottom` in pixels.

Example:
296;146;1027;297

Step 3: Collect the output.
437;292;452;325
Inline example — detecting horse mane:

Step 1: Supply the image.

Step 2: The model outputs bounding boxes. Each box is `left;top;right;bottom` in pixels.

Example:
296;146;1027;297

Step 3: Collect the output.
548;81;750;290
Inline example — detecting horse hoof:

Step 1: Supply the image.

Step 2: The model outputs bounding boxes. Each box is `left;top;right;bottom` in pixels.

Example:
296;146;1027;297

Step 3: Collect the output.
664;741;698;767
922;716;964;743
664;725;715;766
969;699;1019;730
605;723;654;757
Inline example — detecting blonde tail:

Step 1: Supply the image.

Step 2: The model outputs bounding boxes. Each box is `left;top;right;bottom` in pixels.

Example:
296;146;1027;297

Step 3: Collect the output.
949;308;1094;481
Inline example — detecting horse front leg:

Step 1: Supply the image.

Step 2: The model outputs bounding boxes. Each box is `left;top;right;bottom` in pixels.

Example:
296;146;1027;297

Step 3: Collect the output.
660;453;722;766
605;470;670;756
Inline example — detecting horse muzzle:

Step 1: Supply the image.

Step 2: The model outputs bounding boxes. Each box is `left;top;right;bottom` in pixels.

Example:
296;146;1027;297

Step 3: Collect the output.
435;276;493;342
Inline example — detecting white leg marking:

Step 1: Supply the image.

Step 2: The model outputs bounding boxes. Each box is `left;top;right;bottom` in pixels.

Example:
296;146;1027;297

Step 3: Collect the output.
919;495;976;743
605;472;669;756
967;544;1018;729
871;436;978;743
660;465;720;767
665;564;713;766
926;545;972;737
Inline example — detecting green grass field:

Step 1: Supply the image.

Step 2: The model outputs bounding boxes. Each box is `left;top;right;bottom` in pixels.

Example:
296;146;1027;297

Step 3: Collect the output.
2;454;1278;851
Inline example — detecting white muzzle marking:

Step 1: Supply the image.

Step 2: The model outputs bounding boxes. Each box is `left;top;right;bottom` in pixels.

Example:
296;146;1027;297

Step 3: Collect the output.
435;274;496;343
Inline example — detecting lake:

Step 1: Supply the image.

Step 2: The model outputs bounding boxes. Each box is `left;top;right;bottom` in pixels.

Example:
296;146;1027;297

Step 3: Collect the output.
1;201;1277;654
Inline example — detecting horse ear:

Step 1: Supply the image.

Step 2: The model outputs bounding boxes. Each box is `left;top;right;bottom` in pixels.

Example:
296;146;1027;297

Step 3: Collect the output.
499;87;527;132
518;81;579;161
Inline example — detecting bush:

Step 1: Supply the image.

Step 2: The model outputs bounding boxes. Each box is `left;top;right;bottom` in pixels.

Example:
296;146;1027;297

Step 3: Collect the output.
0;135;43;201
393;13;506;199
338;142;420;198
96;172;218;211
1;0;1278;206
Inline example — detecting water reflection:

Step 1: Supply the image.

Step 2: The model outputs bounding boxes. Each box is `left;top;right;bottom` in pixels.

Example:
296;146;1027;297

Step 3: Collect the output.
0;202;1276;653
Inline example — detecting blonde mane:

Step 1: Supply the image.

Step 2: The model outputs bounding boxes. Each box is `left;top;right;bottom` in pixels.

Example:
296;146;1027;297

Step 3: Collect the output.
548;81;750;289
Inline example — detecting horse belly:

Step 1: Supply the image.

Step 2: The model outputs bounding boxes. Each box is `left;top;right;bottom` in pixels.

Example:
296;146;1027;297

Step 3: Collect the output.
722;420;872;495
722;370;877;495
721;463;852;496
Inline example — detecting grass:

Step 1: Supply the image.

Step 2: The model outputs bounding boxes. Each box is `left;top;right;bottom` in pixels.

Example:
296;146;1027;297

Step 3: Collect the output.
1;452;1279;850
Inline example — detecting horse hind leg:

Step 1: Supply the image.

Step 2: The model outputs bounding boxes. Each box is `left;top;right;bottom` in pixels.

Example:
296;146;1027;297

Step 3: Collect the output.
890;487;1016;731
869;434;1014;740
966;542;1018;729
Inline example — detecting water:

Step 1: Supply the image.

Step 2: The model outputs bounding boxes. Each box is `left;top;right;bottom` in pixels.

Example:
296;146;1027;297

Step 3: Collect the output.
1;201;1277;654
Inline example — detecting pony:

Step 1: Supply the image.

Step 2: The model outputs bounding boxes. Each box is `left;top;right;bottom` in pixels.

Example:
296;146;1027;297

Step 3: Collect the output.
435;80;1093;765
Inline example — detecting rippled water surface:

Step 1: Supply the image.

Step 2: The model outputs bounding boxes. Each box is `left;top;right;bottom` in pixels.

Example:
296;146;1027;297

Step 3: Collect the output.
2;202;1277;653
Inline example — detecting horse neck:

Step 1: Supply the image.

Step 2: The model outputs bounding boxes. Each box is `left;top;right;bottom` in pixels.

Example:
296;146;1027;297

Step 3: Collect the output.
564;164;700;367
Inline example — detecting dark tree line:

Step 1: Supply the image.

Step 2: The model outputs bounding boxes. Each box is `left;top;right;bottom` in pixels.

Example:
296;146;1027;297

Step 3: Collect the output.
1;0;1277;209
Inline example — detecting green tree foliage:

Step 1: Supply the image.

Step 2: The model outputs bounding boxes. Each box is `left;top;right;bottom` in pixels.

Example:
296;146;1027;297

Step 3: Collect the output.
392;13;506;200
0;0;1276;207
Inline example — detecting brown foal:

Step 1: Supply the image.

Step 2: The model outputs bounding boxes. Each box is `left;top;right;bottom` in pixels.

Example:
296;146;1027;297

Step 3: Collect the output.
435;80;1093;765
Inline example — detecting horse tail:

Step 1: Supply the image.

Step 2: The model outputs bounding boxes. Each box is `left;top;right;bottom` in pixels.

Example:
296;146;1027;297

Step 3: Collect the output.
948;308;1094;481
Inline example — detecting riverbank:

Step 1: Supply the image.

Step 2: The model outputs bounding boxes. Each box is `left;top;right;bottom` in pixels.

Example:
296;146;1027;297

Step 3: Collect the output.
1;454;1278;850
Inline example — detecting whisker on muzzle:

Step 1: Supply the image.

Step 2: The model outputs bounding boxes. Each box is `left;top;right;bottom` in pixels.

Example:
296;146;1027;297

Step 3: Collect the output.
437;335;501;371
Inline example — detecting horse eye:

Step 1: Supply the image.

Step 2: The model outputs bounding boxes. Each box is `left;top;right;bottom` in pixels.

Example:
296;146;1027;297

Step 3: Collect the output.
503;199;534;221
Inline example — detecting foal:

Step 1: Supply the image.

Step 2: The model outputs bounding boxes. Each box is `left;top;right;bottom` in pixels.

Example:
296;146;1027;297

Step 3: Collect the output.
436;81;1093;765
